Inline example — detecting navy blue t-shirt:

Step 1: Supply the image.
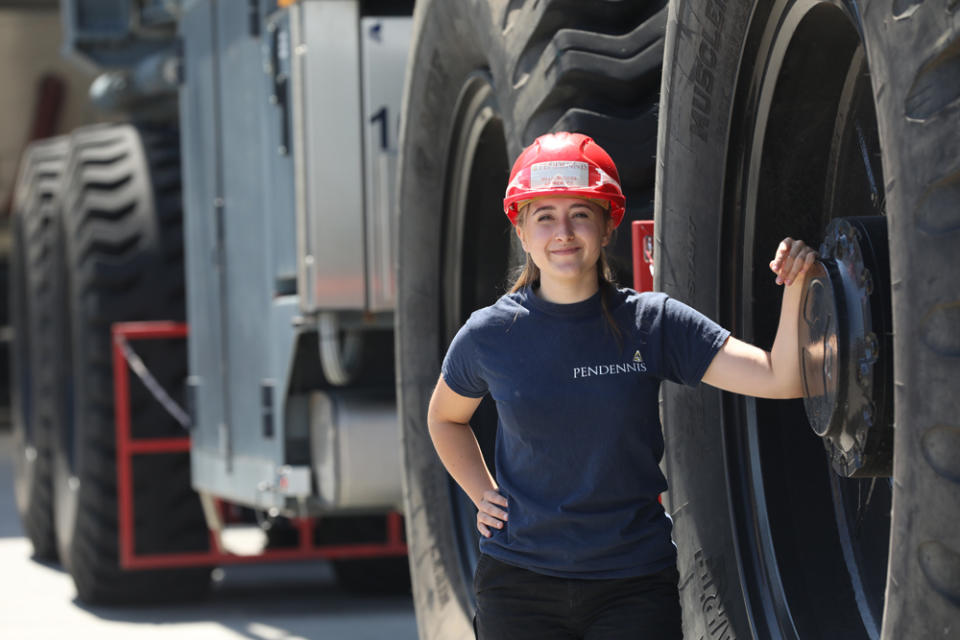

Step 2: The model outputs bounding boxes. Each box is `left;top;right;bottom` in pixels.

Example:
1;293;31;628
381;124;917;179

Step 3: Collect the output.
441;285;730;579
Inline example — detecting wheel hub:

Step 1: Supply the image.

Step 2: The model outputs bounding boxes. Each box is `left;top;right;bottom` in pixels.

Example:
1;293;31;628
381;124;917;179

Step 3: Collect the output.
799;217;893;477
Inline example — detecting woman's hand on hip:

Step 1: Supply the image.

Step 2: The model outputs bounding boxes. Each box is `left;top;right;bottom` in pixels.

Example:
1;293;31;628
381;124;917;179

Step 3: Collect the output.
477;489;508;538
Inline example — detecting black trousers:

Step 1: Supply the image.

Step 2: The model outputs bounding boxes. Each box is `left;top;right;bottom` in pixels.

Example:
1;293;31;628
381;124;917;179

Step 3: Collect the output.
474;554;683;639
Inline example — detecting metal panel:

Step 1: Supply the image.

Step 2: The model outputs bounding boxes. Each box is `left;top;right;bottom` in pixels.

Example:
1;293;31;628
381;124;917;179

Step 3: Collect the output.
310;391;402;509
191;448;315;513
217;0;273;470
180;0;406;511
291;0;366;311
262;10;298;294
360;16;411;312
179;0;227;457
61;0;175;70
183;0;301;503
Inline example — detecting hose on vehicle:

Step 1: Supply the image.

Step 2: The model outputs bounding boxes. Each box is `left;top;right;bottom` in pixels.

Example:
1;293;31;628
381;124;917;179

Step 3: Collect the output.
318;311;363;386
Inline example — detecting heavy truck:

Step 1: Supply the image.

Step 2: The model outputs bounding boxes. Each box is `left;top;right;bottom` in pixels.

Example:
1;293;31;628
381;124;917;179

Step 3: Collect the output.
7;0;958;639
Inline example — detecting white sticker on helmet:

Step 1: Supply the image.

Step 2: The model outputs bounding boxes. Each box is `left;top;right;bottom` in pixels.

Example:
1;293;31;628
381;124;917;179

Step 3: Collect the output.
529;161;589;189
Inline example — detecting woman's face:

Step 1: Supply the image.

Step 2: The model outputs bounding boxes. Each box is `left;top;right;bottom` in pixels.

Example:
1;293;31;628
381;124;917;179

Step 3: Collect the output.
515;197;613;285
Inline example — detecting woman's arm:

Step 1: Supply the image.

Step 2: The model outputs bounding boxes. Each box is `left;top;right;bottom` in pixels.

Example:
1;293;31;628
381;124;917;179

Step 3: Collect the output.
427;376;508;537
701;238;817;399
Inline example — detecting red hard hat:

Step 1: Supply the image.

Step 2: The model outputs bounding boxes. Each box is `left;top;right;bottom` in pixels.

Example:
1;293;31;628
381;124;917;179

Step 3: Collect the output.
503;132;626;227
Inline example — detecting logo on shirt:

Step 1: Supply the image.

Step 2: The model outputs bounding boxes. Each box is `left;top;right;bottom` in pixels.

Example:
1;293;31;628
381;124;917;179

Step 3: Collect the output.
573;350;648;379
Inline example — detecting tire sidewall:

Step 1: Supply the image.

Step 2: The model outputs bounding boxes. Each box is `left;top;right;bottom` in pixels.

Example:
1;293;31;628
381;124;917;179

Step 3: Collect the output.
10;138;68;560
51;123;196;597
53;124;149;570
658;0;960;637
859;4;960;637
655;0;756;635
397;1;493;637
10;203;40;520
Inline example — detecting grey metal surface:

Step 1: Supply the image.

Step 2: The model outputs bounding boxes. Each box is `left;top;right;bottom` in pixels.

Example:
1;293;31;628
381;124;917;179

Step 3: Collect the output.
216;0;289;471
292;0;366;311
179;0;411;514
88;46;180;118
262;9;299;294
360;16;411;312
179;0;227;459
310;391;403;509
0;1;59;8
192;446;306;512
0;430;419;640
181;0;299;501
61;0;176;70
291;8;411;314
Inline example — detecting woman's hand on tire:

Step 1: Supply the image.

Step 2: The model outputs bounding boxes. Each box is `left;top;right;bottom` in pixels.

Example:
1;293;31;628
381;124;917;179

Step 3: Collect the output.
769;237;817;287
476;490;508;538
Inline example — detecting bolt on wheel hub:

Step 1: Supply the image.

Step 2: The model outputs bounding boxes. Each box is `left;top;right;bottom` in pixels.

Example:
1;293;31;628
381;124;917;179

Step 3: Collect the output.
798;217;893;477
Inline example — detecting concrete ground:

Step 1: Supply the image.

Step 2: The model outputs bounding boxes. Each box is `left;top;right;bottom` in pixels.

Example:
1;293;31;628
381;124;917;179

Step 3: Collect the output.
0;430;420;640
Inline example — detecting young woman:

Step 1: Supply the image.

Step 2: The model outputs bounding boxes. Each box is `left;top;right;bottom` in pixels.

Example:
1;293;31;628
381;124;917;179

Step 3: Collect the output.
428;132;816;639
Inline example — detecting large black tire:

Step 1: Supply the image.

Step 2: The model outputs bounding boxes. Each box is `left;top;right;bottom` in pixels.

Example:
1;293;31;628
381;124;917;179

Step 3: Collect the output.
266;514;412;594
656;1;959;638
333;557;412;595
50;124;210;603
9;136;70;560
324;517;411;595
396;1;666;636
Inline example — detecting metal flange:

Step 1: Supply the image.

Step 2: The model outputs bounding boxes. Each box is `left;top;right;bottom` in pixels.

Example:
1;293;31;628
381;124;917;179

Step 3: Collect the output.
798;217;893;477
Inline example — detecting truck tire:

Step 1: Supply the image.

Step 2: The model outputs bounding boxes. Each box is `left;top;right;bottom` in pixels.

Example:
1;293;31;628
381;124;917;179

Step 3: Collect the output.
9;136;69;560
655;1;960;638
267;514;412;594
333;557;411;595
396;1;666;636
324;516;411;595
50;124;209;603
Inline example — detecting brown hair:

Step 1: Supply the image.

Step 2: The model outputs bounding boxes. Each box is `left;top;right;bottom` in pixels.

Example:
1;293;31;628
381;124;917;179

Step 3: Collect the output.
509;203;623;346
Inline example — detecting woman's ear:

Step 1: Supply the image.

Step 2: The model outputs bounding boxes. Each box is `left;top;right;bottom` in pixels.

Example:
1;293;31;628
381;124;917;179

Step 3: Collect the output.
515;223;528;252
601;217;615;247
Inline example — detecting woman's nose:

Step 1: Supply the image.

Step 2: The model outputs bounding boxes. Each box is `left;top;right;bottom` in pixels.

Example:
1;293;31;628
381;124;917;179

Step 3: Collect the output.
555;217;574;239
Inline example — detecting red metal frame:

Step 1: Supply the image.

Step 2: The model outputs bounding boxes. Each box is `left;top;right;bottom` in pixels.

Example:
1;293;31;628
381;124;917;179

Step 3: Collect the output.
631;220;655;293
630;222;662;504
112;321;407;570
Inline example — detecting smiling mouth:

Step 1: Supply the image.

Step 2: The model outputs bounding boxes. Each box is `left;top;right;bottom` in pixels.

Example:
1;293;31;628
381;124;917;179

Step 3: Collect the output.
550;247;580;255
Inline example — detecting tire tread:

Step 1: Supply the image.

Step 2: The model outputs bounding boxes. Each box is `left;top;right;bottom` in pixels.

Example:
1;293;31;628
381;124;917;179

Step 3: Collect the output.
53;123;208;604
